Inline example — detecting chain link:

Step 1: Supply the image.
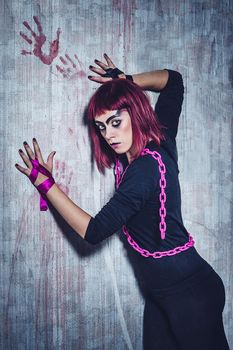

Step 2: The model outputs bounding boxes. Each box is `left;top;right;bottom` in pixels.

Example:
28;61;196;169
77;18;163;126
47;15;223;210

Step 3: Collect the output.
122;225;195;259
115;148;195;259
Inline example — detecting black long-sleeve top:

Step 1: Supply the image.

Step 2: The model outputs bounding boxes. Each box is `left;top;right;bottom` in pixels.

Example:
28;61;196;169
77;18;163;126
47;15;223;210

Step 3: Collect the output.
85;69;188;247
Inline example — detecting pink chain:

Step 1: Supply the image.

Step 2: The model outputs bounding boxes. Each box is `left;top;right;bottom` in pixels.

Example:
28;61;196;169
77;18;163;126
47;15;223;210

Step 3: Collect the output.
114;148;195;259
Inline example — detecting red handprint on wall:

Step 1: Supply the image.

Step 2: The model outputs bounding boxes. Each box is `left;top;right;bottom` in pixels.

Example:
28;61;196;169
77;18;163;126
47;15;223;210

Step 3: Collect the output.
56;54;86;79
20;16;61;65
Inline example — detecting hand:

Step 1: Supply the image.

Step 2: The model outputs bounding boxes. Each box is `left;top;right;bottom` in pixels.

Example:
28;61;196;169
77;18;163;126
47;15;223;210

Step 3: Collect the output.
15;139;56;187
88;53;126;84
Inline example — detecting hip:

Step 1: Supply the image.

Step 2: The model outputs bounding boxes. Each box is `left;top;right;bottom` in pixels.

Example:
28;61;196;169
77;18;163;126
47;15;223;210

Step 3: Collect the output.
137;246;218;290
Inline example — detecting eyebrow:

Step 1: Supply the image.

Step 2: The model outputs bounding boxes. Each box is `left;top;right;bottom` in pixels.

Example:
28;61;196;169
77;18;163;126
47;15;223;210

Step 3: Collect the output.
95;110;121;125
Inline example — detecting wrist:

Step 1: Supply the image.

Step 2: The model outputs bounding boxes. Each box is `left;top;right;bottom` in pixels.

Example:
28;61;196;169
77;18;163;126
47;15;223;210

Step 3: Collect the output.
34;173;50;187
37;177;55;195
118;73;126;79
125;74;133;82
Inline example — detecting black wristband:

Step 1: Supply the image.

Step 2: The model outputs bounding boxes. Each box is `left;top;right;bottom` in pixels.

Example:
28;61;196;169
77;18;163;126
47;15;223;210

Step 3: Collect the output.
125;74;133;82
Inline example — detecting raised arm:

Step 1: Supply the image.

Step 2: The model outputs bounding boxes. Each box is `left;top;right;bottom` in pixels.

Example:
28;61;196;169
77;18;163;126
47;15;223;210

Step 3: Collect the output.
88;53;169;91
88;54;184;140
130;69;169;91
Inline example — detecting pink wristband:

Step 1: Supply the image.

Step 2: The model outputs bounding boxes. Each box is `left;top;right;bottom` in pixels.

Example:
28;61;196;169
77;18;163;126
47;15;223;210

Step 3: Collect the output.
29;158;55;211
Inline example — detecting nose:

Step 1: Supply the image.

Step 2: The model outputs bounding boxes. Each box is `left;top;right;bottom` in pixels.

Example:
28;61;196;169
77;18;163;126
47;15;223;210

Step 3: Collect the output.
105;126;115;141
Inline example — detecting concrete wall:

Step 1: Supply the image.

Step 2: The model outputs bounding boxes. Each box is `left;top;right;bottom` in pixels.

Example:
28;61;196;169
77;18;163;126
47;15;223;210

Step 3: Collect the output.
1;0;232;348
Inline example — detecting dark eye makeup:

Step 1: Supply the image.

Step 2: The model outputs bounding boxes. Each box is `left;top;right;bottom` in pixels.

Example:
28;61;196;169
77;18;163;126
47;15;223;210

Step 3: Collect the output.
95;119;121;131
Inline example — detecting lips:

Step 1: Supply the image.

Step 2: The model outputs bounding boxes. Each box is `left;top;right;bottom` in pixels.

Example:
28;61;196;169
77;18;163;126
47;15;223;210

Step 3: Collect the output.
110;142;121;149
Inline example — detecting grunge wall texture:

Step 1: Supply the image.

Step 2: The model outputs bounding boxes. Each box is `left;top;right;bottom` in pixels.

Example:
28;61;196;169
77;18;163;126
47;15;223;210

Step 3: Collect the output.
1;0;232;349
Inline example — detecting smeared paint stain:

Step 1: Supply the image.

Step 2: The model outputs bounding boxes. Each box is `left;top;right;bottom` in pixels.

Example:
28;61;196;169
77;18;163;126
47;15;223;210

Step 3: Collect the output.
228;57;233;88
68;127;74;135
20;16;61;65
54;160;73;195
56;53;86;80
112;0;136;59
34;242;52;349
5;207;27;331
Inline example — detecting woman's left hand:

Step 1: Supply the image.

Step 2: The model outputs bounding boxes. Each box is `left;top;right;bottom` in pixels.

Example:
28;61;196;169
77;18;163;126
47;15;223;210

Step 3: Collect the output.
88;53;126;84
15;138;56;187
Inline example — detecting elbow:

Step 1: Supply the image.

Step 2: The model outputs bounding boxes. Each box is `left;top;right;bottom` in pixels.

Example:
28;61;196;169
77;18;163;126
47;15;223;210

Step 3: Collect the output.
83;225;105;245
83;217;115;245
173;70;183;85
173;70;184;93
83;235;102;245
83;217;102;245
164;69;184;93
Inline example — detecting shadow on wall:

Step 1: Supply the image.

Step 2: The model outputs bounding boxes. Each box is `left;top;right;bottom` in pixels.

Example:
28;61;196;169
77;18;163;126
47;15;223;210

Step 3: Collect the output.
49;203;99;256
49;202;148;299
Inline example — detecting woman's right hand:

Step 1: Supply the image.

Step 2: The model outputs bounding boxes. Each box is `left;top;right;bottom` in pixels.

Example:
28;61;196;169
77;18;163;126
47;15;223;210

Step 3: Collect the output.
15;139;56;187
88;53;126;84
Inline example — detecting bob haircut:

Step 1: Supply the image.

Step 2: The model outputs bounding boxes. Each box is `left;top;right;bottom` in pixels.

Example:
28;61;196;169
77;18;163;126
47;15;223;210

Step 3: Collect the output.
87;78;166;173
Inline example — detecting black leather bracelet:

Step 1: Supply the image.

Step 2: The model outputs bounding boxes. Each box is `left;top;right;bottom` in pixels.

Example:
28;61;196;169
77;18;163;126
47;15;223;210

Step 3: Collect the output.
125;74;133;81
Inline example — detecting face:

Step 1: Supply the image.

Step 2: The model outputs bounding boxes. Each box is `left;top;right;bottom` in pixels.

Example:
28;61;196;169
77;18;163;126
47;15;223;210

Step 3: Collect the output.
94;109;134;162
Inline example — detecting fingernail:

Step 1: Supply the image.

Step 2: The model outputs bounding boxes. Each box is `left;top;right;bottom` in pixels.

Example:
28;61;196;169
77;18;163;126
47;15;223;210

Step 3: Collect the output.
94;59;99;62
88;76;92;79
19;149;23;153
33;138;36;142
89;65;93;69
15;163;19;167
104;53;107;56
23;141;28;145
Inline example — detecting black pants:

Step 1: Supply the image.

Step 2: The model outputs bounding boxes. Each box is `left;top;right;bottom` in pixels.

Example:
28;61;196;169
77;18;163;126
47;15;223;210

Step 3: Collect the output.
143;264;230;350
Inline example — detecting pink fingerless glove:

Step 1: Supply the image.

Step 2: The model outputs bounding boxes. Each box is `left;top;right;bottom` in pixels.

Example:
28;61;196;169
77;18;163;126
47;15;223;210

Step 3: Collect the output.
29;158;55;211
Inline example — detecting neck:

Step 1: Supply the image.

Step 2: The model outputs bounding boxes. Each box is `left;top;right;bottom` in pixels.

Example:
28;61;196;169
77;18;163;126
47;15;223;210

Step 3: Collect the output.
126;138;153;164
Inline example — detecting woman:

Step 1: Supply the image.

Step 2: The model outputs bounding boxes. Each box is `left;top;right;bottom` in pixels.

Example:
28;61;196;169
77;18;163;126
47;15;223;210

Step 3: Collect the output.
15;54;230;349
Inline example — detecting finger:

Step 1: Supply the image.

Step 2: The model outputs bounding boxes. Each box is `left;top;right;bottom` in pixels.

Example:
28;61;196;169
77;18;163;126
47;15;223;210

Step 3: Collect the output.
74;54;85;70
19;32;33;45
56;64;69;78
18;149;32;169
56;28;61;39
94;59;112;70
23;141;35;160
47;151;56;171
23;21;37;38
103;53;115;67
21;50;33;56
33;16;43;33
65;54;76;69
32;138;44;163
89;65;106;76
88;76;112;84
15;163;31;177
59;56;68;65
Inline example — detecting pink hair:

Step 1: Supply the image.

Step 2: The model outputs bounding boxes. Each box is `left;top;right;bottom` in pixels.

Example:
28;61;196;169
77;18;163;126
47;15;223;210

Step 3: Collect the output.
87;78;166;173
